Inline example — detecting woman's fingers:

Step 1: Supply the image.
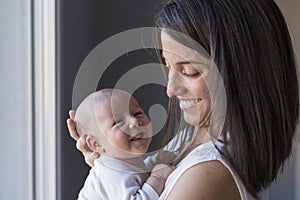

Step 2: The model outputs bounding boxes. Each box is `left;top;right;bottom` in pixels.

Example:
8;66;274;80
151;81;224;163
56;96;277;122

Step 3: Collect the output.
92;151;100;158
85;152;100;167
76;135;95;167
69;110;76;120
67;109;100;168
84;153;97;167
76;135;89;153
67;118;80;141
67;109;100;167
67;110;78;141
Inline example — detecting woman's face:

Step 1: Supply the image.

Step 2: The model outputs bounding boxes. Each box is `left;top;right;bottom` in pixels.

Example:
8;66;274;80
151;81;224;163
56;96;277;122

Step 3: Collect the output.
161;31;212;126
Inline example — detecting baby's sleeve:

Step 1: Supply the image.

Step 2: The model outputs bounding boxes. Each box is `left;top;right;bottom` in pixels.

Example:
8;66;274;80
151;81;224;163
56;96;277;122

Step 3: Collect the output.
125;182;159;200
77;167;102;200
103;171;159;200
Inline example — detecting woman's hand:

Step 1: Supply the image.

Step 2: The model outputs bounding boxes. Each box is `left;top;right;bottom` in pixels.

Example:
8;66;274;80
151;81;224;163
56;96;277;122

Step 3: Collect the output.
67;110;100;167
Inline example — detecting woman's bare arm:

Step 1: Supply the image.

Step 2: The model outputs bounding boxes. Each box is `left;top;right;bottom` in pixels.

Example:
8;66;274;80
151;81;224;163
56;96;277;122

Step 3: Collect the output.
166;160;241;200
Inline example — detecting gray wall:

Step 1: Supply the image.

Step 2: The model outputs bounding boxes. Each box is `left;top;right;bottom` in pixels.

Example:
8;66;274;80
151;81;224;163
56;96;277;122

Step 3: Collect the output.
56;1;163;199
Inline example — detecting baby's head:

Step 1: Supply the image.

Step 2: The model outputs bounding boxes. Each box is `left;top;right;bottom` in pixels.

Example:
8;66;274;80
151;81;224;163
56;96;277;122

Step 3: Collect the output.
75;88;153;159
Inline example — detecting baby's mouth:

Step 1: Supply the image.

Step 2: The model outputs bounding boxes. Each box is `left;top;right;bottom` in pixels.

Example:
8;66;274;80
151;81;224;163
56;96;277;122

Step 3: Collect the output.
129;133;143;141
130;137;141;141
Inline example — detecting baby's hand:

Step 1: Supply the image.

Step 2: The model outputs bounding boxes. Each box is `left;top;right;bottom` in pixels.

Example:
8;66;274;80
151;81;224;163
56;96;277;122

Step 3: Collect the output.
151;164;175;182
146;164;176;195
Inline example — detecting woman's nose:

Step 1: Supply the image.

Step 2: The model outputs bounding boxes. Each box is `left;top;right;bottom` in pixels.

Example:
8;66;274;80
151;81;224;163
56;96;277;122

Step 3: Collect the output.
167;69;186;98
167;88;176;98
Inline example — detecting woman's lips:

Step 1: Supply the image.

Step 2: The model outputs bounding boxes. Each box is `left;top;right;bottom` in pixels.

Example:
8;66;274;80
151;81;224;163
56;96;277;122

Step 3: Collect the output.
179;98;201;110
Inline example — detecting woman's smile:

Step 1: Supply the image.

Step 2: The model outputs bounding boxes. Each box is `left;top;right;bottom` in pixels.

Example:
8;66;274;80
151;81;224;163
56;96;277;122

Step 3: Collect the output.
179;98;201;110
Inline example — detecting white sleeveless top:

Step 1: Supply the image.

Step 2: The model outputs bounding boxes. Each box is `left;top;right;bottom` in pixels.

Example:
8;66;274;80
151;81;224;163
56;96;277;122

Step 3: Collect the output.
159;140;269;200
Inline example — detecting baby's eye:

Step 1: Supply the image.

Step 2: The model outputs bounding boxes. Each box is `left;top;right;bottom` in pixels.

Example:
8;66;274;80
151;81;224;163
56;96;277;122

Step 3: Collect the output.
113;119;124;126
134;111;145;116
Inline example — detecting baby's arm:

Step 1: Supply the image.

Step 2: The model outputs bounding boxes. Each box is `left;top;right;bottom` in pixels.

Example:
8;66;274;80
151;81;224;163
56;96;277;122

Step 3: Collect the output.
144;150;176;171
145;164;175;196
78;162;174;200
144;127;194;170
118;164;175;199
120;164;175;199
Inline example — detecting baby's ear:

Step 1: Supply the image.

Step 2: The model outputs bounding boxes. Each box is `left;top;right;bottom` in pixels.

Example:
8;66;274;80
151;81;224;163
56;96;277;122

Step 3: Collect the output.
86;135;105;154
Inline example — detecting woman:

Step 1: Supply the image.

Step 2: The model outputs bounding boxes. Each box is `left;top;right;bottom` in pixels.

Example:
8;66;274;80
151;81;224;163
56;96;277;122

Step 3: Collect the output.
68;0;299;199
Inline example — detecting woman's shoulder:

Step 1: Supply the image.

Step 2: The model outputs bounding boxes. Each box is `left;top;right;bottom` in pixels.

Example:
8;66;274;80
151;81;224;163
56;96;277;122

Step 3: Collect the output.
166;159;241;200
160;141;260;200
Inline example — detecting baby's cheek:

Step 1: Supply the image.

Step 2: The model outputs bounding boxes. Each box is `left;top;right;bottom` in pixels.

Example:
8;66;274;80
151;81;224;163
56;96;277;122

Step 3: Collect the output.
143;117;151;126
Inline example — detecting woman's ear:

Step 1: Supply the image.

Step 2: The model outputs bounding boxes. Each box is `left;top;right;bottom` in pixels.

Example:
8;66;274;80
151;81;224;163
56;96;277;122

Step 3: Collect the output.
86;135;105;154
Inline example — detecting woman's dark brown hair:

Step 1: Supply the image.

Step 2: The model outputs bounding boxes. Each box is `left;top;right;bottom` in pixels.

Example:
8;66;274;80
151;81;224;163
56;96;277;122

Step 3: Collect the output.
155;0;299;198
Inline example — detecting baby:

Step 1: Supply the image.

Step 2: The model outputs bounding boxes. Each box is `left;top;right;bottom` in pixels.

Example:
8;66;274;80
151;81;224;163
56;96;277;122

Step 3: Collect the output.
74;88;174;200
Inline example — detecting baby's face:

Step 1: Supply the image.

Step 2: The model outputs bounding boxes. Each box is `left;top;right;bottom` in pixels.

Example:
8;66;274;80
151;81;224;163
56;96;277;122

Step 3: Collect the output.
95;92;153;159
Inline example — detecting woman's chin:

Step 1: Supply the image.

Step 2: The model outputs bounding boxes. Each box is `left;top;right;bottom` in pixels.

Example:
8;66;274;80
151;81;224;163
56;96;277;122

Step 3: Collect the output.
183;111;209;127
183;113;200;126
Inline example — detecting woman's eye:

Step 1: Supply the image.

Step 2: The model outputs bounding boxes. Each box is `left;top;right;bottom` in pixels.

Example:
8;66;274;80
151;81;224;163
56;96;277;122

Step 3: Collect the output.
182;71;201;78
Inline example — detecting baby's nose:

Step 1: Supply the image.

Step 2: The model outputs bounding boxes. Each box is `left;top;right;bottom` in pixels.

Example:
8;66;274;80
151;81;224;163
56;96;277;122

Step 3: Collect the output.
129;117;141;129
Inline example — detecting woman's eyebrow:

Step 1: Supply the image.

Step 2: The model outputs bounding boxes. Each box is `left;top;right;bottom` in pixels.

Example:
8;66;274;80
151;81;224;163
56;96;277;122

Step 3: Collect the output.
176;60;208;66
161;53;209;66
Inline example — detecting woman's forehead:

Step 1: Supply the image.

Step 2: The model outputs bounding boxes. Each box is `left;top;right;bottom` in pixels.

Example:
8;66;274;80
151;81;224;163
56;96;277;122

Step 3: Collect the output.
161;31;209;63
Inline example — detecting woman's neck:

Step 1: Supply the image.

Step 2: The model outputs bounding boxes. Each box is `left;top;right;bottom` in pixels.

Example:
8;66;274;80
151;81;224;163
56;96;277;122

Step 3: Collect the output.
192;126;211;146
175;126;212;165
